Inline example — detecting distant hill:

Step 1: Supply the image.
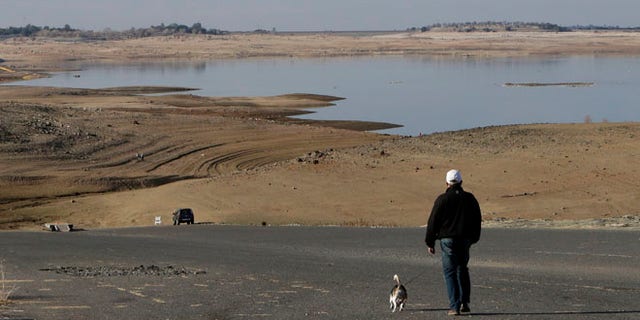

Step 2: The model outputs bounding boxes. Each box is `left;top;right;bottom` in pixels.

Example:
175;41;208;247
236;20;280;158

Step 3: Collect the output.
407;21;640;33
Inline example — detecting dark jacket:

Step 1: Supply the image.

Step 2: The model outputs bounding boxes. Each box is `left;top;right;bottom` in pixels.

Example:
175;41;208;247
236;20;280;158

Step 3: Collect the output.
425;184;482;248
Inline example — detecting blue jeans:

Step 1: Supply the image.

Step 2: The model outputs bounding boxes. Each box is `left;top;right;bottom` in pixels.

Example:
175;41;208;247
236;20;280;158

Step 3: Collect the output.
440;238;472;311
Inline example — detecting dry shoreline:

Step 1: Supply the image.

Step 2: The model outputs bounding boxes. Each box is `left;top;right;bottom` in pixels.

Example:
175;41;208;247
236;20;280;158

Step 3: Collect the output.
3;30;640;71
1;31;640;231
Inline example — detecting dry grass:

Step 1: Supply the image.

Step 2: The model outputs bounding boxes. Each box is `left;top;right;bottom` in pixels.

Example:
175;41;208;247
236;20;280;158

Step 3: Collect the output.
0;260;17;304
338;219;398;228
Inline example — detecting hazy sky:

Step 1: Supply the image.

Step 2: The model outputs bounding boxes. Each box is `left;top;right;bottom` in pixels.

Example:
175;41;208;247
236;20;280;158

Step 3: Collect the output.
1;0;638;31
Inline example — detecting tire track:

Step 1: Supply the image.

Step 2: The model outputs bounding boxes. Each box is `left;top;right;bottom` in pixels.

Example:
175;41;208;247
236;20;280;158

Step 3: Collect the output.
146;144;225;173
90;145;173;169
235;155;287;170
200;149;262;175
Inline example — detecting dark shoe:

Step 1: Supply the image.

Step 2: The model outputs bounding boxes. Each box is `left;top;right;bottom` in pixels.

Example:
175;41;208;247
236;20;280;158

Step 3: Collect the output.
447;309;460;316
460;303;471;313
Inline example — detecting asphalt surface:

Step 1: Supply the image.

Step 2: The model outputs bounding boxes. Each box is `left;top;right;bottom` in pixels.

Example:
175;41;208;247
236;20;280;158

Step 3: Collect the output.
0;225;638;320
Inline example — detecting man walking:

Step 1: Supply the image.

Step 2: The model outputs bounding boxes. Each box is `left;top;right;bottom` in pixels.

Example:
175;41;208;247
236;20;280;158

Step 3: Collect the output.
425;169;482;316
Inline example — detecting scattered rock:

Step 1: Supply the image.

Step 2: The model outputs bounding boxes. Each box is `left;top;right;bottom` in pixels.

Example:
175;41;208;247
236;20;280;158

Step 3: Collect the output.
296;149;331;164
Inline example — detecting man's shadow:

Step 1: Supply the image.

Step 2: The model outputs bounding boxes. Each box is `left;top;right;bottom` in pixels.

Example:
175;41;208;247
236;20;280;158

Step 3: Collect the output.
471;310;640;317
403;308;449;312
405;308;640;317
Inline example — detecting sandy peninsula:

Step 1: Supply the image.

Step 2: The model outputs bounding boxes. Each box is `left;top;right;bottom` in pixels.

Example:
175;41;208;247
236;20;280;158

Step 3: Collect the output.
1;31;639;230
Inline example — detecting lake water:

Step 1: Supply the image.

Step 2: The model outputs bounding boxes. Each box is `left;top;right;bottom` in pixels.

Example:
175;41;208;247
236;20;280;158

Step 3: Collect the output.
17;56;640;136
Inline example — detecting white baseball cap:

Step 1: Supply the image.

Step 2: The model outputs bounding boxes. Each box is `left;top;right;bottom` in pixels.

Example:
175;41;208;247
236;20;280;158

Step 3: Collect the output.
446;169;462;184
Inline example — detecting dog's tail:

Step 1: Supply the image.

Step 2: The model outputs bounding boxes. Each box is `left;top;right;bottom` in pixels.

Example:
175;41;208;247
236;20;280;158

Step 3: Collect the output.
393;274;401;285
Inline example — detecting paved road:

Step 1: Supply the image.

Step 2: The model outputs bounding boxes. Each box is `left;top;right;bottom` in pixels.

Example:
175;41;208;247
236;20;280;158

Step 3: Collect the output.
0;226;638;319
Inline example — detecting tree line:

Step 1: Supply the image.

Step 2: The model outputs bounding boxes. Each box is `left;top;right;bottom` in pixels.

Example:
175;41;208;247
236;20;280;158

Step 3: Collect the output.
2;22;639;39
0;23;228;40
0;24;75;37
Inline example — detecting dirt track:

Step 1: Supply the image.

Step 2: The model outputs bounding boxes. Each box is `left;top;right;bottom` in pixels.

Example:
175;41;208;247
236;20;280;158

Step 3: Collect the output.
1;31;640;230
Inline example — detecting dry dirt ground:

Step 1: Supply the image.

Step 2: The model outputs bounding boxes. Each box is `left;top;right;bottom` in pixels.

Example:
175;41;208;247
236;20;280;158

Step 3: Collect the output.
1;31;640;230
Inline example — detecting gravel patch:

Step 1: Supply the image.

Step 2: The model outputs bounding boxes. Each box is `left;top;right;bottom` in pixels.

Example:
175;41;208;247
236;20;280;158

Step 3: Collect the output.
39;265;207;277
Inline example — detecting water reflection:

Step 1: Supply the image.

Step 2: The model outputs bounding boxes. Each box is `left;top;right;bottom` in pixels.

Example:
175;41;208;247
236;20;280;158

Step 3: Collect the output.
18;56;640;136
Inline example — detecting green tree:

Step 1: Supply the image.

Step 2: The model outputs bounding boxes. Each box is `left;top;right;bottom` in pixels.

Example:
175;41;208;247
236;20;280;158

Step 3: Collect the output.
191;22;203;34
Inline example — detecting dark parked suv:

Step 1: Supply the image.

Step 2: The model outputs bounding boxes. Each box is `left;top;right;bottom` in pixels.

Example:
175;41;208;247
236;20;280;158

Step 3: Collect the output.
172;208;195;225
